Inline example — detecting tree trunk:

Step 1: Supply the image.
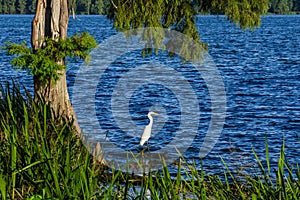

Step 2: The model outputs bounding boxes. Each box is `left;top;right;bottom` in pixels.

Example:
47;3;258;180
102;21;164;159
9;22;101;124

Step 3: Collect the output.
31;0;80;134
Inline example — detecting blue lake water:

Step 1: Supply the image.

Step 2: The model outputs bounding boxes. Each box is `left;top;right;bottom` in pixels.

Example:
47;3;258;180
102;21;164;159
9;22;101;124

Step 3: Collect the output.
0;15;299;175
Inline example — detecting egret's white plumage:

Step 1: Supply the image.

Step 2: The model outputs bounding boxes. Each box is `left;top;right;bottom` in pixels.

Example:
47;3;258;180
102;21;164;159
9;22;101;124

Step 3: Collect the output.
140;111;158;146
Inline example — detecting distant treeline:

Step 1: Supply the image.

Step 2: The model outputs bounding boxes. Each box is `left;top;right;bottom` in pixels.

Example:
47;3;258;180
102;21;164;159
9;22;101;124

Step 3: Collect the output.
0;0;110;14
268;0;300;14
0;0;299;15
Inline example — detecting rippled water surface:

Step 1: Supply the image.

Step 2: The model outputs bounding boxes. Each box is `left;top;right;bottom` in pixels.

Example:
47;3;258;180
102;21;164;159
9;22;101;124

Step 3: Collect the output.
0;15;299;174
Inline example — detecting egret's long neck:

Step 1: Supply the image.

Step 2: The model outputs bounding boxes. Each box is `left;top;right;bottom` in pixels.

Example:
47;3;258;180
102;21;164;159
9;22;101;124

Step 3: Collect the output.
148;113;154;126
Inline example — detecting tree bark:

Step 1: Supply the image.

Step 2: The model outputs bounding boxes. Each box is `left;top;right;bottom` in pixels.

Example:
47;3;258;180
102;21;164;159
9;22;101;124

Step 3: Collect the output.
31;0;80;134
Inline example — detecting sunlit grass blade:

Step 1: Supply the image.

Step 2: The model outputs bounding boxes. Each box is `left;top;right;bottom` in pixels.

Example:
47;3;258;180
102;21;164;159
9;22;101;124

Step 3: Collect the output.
220;156;246;199
0;173;6;200
265;136;271;175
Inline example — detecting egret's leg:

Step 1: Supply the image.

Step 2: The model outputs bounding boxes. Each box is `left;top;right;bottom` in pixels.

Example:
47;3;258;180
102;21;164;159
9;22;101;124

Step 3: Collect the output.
146;140;150;152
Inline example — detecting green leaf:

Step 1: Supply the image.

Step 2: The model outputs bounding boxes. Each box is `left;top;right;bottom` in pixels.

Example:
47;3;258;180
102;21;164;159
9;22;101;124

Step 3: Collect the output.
3;32;97;86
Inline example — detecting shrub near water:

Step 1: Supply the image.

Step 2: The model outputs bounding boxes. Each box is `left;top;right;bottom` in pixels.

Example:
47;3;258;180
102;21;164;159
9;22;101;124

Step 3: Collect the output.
0;83;299;199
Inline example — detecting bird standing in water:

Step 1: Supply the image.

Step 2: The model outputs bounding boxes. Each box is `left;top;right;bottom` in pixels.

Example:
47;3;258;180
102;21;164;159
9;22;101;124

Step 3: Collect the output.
140;111;159;146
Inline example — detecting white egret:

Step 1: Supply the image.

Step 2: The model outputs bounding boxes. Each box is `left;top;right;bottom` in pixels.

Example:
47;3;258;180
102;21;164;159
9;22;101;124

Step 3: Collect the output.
140;111;159;146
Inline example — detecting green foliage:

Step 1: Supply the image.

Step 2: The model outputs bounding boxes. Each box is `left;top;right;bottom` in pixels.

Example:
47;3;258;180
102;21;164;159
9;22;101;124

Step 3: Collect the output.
209;0;269;29
28;0;36;14
0;82;300;199
5;0;16;14
76;0;91;14
17;0;27;14
91;0;105;14
108;0;269;32
110;0;201;41
108;0;208;62
0;0;110;14
4;32;97;86
0;0;299;15
1;0;8;14
107;0;269;61
73;0;108;15
0;82;105;199
269;0;295;13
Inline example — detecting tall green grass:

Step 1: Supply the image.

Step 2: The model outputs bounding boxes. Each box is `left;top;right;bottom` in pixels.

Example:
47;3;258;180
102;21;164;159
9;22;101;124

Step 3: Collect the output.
0;83;105;199
0;82;299;199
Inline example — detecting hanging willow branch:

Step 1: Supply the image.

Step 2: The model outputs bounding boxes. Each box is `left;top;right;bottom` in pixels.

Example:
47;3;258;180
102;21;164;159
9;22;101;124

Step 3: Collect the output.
107;0;268;61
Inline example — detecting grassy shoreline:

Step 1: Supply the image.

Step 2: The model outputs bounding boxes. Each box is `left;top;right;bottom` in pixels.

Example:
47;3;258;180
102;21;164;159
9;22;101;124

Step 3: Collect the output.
0;83;299;199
